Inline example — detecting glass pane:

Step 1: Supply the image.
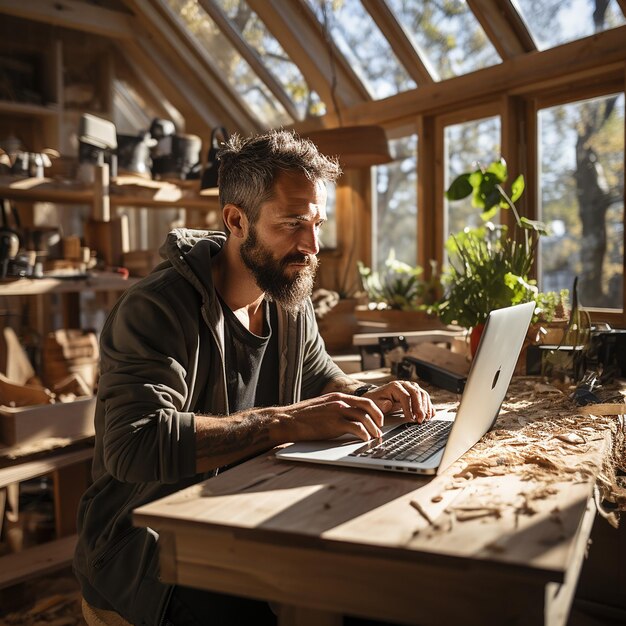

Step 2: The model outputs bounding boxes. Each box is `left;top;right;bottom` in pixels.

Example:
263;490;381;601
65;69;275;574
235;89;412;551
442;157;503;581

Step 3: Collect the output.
305;0;416;98
539;93;624;309
375;135;418;271
164;0;291;127
213;0;324;119
386;0;501;80
444;116;501;240
319;182;337;250
512;0;626;51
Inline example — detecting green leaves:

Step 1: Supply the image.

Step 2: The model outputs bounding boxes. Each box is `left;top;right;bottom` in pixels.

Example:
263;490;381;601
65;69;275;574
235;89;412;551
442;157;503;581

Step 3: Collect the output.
445;158;540;232
358;252;439;311
438;224;538;327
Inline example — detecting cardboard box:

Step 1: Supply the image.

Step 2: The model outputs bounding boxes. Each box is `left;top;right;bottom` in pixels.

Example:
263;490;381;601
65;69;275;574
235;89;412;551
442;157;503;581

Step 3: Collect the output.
0;396;96;446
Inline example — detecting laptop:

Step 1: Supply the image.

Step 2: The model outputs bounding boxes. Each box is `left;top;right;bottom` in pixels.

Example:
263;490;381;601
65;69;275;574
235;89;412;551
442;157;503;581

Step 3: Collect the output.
276;301;535;475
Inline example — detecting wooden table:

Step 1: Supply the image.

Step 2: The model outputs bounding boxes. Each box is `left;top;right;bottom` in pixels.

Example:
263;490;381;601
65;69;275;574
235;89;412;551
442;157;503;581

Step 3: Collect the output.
133;378;624;626
0;436;93;588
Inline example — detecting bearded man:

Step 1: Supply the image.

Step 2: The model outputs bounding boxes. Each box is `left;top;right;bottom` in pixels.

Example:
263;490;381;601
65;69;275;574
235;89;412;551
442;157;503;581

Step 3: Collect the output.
74;129;434;626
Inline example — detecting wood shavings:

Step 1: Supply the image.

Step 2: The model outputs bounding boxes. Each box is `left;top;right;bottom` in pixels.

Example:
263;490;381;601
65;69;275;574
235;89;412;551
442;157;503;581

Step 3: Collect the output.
451;506;502;521
554;432;586;445
580;403;626;416
409;499;437;526
436;377;626;525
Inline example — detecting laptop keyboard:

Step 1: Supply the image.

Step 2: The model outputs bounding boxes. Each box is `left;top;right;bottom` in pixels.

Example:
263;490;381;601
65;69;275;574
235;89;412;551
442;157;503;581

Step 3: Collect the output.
349;420;452;463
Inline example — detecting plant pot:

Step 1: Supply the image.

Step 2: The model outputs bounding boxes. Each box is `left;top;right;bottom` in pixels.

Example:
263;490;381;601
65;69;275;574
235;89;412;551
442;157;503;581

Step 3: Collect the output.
470;324;484;357
354;306;447;333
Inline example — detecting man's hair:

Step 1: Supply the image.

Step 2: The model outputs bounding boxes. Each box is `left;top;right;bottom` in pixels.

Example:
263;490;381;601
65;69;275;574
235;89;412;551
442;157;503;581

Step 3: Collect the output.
217;129;341;224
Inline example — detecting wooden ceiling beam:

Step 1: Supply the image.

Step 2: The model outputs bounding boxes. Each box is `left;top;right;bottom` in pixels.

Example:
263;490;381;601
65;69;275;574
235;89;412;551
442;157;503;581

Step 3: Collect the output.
337;25;626;128
113;46;183;127
247;0;370;111
119;37;217;133
0;0;136;39
467;0;536;59
197;0;300;121
361;0;435;85
124;0;262;134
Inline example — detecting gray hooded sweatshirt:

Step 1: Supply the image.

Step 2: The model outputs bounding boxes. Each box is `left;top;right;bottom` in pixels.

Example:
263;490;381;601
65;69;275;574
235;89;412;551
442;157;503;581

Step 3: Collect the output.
73;229;343;625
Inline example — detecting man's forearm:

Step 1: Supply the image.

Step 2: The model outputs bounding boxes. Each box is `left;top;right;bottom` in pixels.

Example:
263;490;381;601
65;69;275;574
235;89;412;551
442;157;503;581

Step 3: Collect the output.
194;408;282;473
321;375;368;395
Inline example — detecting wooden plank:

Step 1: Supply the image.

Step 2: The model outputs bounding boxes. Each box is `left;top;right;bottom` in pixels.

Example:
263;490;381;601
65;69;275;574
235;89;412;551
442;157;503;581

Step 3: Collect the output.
0;0;136;39
0;534;77;589
197;0;300;121
0;272;137;297
53;460;90;537
416;115;437;271
115;38;205;134
544;499;598;626
336;26;626;128
0;176;220;210
467;0;536;59
361;0;435;85
501;94;530;231
163;525;547;626
278;606;342;626
130;0;261;133
248;0;369;110
0;447;92;489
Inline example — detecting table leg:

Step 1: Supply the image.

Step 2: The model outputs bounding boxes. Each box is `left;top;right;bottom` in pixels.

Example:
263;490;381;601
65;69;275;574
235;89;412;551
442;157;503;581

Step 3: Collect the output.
278;605;342;626
52;459;90;537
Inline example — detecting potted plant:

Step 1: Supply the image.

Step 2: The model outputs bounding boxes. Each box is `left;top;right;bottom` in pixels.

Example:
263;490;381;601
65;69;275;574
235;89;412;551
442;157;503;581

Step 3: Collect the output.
355;251;446;332
440;158;550;353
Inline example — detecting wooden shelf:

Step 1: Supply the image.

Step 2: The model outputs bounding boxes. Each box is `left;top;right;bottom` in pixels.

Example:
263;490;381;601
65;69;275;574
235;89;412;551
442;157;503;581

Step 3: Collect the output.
0;175;220;210
0;271;138;296
0;101;60;117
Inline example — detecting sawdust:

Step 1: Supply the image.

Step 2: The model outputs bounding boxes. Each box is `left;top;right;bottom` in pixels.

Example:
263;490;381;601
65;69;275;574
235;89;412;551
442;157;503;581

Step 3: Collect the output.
417;377;626;530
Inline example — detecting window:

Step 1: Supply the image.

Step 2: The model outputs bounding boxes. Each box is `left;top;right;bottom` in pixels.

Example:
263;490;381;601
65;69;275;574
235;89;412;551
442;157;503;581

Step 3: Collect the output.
538;93;624;310
512;0;625;51
306;0;415;98
213;0;323;119
164;0;291;127
443;116;501;241
374;135;418;271
386;0;501;80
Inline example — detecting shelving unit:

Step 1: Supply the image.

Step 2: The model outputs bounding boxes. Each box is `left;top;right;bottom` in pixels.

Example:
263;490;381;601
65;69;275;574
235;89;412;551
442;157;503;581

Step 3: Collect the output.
0;175;220;210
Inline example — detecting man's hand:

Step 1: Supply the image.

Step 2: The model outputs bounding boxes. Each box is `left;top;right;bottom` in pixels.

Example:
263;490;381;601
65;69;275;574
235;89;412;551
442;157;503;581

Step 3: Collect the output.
276;393;385;443
363;381;435;424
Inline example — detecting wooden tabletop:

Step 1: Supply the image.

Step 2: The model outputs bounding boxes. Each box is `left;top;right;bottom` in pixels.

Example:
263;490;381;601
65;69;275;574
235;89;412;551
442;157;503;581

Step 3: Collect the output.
133;377;624;626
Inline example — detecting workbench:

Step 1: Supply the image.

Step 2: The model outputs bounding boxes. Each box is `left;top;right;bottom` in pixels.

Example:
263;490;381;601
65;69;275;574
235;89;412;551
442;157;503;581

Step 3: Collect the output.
133;377;625;626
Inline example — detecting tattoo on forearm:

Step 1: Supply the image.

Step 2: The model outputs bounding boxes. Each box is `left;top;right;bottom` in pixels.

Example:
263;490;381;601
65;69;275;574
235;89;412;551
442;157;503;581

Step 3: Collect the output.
196;410;273;460
325;376;361;394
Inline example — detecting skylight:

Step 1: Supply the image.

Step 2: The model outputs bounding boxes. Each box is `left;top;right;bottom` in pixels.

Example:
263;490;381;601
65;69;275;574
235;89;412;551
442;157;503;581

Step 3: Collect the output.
385;0;502;80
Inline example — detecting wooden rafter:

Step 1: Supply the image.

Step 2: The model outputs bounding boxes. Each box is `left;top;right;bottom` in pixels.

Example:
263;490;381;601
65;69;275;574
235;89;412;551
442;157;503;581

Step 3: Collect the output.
113;46;183;127
247;0;370;113
124;0;262;134
336;25;626;128
0;0;136;39
361;0;435;85
197;0;300;121
120;37;218;133
467;0;536;59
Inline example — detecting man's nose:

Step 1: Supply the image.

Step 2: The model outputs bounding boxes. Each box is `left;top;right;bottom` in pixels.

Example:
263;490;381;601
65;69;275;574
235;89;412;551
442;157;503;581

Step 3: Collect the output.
297;225;320;256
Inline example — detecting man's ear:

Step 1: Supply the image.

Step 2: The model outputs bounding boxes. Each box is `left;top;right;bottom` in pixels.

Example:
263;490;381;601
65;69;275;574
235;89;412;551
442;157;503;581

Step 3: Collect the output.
222;204;248;238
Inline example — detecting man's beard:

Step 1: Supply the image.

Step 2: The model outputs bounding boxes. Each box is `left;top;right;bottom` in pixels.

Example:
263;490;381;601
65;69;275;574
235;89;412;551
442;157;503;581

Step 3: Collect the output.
240;225;318;314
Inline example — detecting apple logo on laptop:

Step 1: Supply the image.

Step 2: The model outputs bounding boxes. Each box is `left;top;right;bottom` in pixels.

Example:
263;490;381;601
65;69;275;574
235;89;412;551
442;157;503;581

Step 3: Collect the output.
491;367;501;389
